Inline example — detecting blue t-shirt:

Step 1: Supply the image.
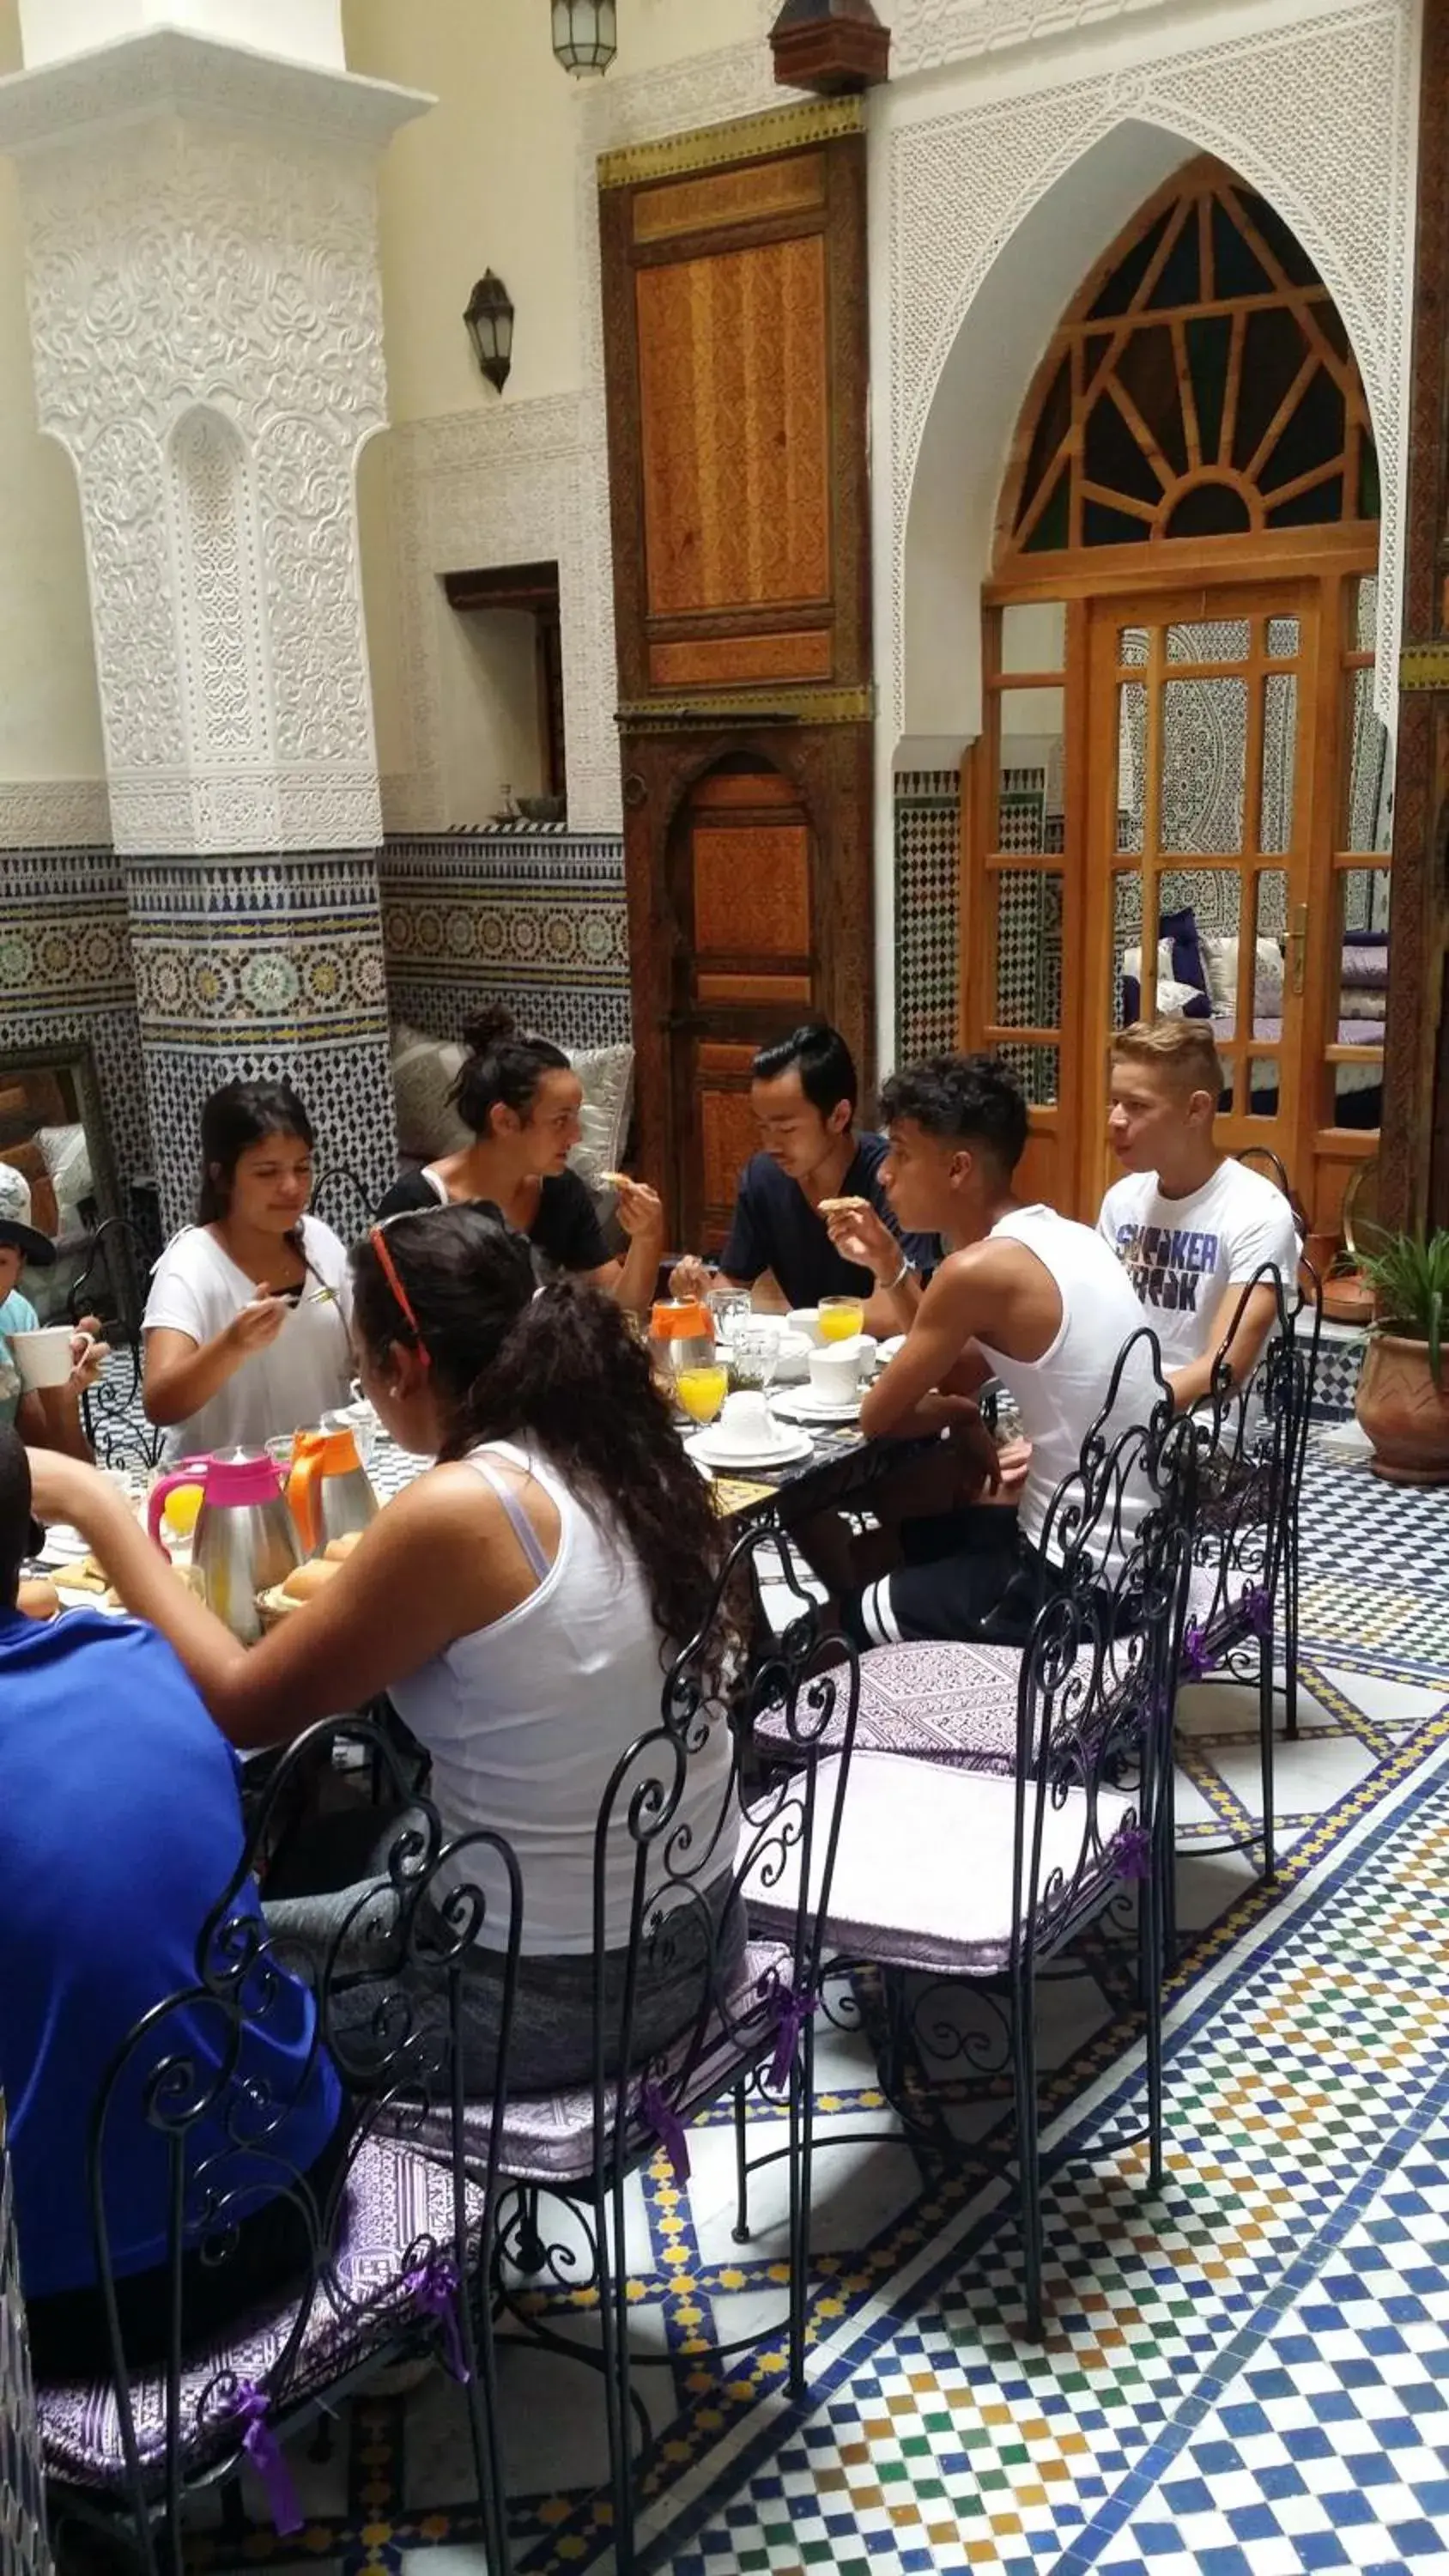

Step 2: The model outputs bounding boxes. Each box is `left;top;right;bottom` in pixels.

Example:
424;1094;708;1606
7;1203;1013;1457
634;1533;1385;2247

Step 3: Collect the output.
720;1133;938;1310
0;1605;342;2300
0;1289;39;1428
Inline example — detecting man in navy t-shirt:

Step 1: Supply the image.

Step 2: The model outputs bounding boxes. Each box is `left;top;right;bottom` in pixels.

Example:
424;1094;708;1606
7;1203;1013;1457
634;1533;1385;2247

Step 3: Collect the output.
672;1024;937;1326
0;1428;340;2369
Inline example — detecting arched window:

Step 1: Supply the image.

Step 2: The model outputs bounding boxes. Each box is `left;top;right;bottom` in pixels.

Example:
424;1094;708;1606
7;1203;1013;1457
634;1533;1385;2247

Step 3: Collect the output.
997;161;1378;569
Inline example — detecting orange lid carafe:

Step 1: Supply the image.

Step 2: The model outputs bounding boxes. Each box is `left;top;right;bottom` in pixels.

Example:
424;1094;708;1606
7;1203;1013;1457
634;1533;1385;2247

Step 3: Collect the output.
647;1300;716;1382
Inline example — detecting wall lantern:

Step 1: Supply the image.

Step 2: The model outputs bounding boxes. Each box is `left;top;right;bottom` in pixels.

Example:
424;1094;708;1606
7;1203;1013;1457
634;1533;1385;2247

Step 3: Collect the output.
551;0;617;77
464;270;515;394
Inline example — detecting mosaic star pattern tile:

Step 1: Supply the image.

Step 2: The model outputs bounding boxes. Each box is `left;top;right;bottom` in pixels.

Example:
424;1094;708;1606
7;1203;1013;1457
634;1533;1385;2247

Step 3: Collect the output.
174;1458;1449;2576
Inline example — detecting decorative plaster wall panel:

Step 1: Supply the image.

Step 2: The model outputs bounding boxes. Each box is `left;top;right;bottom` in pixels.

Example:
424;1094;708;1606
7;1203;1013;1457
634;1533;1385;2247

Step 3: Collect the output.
880;0;1197;74
1;37;427;855
0;781;111;848
380;832;630;1052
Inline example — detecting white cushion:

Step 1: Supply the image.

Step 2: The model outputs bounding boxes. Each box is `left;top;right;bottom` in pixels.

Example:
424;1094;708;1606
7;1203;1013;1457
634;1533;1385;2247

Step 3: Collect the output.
389;1022;470;1159
743;1751;1137;1977
1199;933;1284;1020
34;1122;92;1222
568;1042;634;1194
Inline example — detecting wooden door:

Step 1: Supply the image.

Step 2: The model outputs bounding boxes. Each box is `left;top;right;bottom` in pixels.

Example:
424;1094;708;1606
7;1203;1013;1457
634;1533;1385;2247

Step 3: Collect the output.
1081;581;1319;1204
667;762;815;1251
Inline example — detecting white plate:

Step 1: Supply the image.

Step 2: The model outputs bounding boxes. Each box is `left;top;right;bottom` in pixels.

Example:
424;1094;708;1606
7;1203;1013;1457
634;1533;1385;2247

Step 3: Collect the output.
773;1388;863;1425
684;1425;815;1473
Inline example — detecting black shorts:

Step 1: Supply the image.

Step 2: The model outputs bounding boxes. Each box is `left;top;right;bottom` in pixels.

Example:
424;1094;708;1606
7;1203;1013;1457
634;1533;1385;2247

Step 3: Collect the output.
843;1504;1052;1650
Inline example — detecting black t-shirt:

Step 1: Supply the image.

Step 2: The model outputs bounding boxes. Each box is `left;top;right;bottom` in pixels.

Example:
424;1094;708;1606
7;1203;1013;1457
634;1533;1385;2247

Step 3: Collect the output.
719;1133;938;1310
374;1166;611;1278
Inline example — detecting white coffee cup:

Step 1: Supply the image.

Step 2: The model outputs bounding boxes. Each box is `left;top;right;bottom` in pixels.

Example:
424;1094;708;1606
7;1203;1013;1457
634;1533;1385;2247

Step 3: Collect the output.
715;1389;774;1453
9;1326;86;1392
809;1336;870;1404
787;1307;824;1346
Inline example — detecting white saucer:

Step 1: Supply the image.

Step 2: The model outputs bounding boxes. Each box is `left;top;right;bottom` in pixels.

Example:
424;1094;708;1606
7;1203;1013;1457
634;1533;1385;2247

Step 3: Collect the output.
876;1336;906;1368
773;1388;863;1425
685;1425;815;1473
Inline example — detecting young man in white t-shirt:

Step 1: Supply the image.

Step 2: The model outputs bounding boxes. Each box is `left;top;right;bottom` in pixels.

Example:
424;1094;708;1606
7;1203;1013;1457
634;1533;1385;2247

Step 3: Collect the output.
1098;1019;1300;1408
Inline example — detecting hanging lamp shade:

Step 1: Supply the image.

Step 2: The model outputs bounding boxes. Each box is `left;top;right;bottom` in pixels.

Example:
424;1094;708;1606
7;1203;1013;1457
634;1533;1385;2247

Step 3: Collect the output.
551;0;617;76
769;0;889;91
464;271;514;393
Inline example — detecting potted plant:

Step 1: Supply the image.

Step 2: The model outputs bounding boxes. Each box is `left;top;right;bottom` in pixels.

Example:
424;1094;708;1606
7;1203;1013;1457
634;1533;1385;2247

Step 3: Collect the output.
1353;1227;1449;1483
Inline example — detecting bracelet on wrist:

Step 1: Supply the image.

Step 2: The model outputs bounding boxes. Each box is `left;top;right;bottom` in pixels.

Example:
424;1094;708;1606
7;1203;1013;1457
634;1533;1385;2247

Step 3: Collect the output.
883;1254;912;1293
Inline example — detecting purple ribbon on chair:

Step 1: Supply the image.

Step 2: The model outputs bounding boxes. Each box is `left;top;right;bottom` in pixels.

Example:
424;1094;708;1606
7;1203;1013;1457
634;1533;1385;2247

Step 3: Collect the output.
640;2079;691;2183
232;2382;304;2537
763;1978;820;2090
403;2251;470;2385
1113;1826;1152;1883
1182;1619;1216;1680
1242;1583;1272;1638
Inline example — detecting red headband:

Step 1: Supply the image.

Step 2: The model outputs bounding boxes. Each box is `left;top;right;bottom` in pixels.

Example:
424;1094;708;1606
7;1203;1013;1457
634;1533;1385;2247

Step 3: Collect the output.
369;1224;431;1371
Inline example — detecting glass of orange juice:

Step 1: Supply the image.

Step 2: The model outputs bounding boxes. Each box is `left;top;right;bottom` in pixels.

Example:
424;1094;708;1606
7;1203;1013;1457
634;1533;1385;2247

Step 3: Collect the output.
818;1296;865;1345
676;1363;729;1425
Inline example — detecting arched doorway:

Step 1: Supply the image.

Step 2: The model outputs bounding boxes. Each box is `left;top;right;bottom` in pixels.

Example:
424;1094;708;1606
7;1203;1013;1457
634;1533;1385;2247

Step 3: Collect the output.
962;155;1388;1251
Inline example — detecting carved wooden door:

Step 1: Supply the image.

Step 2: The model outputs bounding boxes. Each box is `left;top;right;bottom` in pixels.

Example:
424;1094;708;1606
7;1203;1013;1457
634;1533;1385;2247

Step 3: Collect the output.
666;761;815;1251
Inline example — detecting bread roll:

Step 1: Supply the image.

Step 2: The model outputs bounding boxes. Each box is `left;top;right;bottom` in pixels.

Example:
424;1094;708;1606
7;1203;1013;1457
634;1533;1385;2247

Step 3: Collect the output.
818;1195;870;1216
282;1557;342;1602
18;1578;60;1621
324;1529;365;1562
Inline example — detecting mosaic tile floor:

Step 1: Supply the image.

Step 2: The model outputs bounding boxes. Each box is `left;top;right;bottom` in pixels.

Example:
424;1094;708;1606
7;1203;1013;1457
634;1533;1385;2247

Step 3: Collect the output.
172;1451;1449;2576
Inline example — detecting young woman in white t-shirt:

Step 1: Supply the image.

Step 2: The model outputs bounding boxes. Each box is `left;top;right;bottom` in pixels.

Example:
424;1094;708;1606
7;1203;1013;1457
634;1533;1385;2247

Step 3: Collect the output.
142;1079;355;1459
36;1204;742;2090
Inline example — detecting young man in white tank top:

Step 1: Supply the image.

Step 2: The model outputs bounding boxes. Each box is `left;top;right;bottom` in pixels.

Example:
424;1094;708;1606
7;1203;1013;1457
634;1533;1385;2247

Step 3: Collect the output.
819;1054;1159;1647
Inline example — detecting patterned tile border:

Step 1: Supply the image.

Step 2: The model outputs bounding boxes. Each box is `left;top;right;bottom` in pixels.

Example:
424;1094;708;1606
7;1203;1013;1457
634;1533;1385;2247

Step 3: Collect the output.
380;832;630;1053
894;772;961;1067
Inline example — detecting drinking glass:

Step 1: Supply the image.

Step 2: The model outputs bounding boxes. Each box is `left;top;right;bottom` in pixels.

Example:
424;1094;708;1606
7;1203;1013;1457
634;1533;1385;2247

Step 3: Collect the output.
708;1287;752;1343
676;1363;729;1425
818;1296;866;1345
731;1322;779;1399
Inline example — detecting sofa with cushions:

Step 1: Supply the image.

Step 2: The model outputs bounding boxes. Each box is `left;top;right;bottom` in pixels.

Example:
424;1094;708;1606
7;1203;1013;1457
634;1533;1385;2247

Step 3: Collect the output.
1120;908;1385;1126
388;1022;636;1224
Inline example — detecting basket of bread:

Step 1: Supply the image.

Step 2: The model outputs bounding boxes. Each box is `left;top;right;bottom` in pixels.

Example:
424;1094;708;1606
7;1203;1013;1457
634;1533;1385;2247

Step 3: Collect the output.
256;1528;365;1627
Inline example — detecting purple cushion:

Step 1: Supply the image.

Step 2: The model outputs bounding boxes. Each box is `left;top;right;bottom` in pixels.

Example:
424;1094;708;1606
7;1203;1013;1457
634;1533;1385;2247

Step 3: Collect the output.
1343;943;1389;989
38;2137;470;2497
755;1641;1100;1774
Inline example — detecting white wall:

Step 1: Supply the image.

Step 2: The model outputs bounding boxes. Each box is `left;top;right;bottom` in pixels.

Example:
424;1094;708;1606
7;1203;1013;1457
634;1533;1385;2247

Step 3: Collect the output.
0;0;106;819
440;605;543;825
18;0;346;69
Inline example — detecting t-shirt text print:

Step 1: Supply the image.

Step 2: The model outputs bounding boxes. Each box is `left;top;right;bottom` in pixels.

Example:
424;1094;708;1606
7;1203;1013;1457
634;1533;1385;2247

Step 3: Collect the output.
1109;1218;1222;1319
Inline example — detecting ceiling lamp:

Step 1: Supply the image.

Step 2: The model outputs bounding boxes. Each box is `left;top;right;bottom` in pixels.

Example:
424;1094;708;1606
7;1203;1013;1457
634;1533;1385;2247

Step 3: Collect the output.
552;0;617;77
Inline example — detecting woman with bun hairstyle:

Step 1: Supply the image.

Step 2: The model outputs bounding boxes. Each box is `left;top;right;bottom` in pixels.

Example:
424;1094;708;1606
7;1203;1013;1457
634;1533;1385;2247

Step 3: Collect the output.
30;1205;741;2088
143;1078;354;1459
376;1005;664;1313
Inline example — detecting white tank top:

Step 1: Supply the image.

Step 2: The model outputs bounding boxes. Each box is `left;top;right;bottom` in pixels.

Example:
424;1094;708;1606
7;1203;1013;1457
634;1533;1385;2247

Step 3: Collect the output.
975;1206;1161;1560
388;1439;732;1955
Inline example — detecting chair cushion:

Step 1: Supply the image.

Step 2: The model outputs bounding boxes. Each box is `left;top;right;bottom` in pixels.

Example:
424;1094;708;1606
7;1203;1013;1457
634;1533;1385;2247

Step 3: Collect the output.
745;1753;1137;1978
568;1043;634;1196
39;2136;470;2499
1185;1558;1269;1656
393;1941;789;2186
755;1640;1097;1773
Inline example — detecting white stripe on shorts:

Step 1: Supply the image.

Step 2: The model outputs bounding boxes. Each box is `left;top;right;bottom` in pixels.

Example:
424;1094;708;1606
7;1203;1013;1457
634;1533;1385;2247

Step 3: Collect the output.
860;1575;902;1648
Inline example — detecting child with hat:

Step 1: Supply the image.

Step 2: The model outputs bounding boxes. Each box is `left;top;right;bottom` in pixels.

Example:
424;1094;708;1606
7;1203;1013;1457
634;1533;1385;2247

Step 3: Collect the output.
0;1164;106;1456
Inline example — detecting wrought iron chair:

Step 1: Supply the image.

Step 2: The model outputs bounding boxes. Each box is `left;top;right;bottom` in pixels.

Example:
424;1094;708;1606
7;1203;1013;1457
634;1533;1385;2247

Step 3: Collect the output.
1177;1259;1322;1893
65;1217;165;1472
311;1168;378;1242
747;1328;1200;2339
397;1523;859;2576
1235;1143;1310;1245
36;1717;522;2576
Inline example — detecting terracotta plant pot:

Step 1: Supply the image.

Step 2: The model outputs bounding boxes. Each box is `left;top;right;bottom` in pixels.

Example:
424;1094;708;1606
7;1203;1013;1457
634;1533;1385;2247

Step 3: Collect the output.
1355;1329;1449;1484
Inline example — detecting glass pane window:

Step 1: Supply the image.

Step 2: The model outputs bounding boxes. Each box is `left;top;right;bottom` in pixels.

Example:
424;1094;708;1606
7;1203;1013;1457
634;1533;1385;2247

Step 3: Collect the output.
1265;617;1300;657
994;872;1064;1030
1344;670;1392;853
1001;601;1066;673
1260;673;1297;854
1167;617;1249;664
1337;868;1390;1034
997;687;1064;853
996;1042;1058;1108
1161;676;1248;854
1245;1057;1282;1116
1117;682;1145;854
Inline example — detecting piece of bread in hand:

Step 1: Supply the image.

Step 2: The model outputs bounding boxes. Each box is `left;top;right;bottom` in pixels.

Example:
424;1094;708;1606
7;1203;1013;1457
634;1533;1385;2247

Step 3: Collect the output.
600;1170;630;1189
282;1557;343;1602
817;1195;870;1216
324;1529;365;1562
18;1577;60;1620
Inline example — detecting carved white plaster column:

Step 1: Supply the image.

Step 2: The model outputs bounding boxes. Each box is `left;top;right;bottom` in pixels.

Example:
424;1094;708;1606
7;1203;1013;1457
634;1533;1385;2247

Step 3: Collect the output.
0;29;431;1224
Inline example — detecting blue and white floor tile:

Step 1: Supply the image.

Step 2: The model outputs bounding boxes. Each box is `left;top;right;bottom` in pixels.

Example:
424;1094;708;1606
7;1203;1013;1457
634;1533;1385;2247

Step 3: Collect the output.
171;1455;1449;2576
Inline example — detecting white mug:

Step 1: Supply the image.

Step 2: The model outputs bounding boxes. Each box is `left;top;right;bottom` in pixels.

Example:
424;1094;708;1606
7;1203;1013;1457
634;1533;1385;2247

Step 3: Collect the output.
9;1325;88;1392
809;1337;867;1404
715;1389;773;1453
786;1307;824;1346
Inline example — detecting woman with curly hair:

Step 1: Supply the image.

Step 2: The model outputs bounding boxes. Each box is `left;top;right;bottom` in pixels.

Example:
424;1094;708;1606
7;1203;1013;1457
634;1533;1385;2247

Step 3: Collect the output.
29;1205;741;2089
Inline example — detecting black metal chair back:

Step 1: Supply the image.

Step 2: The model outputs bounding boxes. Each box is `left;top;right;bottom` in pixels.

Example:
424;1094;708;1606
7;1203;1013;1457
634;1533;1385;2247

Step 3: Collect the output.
310;1169;378;1242
57;1718;521;2576
64;1217;164;1471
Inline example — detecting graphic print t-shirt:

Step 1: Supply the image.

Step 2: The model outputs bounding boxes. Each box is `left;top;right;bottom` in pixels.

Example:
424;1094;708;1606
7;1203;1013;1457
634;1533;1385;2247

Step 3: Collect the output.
1097;1159;1300;1370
